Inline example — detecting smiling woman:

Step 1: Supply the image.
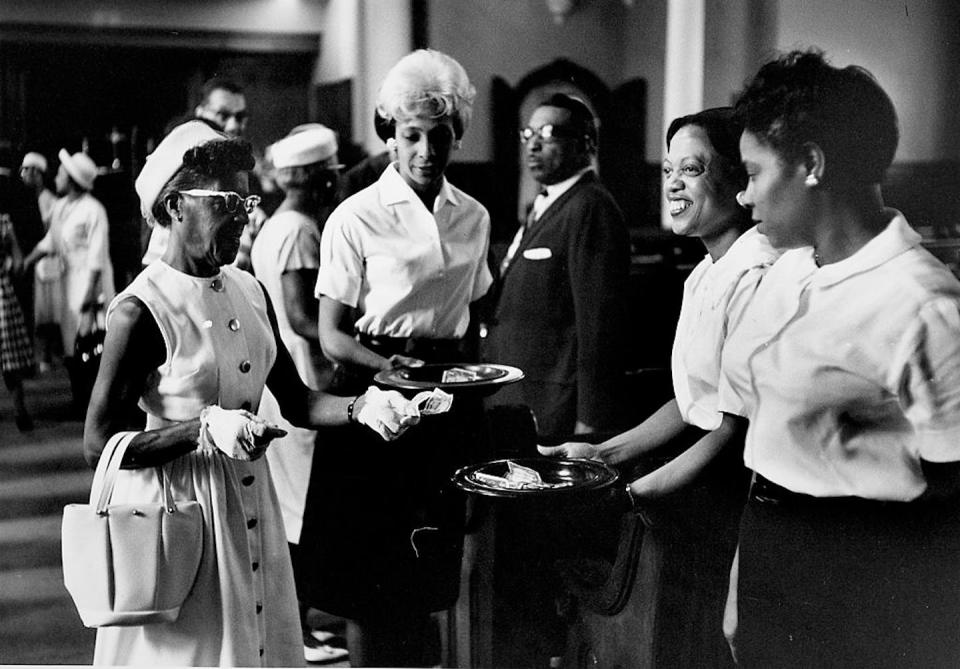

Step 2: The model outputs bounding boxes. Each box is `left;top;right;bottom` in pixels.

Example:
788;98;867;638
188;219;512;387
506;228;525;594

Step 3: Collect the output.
539;106;779;666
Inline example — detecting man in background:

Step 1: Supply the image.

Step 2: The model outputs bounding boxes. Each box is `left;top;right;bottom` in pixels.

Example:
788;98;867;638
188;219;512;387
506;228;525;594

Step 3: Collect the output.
194;76;248;138
483;93;630;441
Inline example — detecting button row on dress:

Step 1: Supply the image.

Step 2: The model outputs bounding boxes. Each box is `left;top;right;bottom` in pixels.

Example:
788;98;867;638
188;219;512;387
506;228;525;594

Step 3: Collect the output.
210;277;224;292
239;360;251;373
247;518;258;529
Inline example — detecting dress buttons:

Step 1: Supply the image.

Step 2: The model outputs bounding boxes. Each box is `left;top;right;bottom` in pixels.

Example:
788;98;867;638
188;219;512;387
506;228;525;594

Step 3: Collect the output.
240;401;252;411
252;561;260;571
210;277;224;292
239;360;252;373
247;518;258;529
227;318;240;331
241;475;255;486
256;601;263;614
259;648;264;657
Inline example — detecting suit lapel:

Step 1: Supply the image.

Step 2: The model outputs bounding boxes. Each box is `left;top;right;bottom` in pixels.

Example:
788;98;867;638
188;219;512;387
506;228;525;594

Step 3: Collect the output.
500;172;594;281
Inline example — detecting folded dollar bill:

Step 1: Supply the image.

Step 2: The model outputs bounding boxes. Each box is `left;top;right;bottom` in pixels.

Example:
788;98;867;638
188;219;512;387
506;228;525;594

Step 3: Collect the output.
469;460;574;490
406;387;454;417
441;366;483;383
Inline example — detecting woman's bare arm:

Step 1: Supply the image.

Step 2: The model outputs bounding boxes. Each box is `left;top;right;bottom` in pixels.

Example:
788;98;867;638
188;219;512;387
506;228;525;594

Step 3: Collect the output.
83;297;201;469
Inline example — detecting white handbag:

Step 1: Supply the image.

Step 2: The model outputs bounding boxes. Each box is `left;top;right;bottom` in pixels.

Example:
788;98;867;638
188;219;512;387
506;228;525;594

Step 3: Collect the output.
61;431;204;627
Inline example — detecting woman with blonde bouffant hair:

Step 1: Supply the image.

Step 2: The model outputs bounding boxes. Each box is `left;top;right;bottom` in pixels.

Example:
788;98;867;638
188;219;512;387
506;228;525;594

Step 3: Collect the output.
312;49;493;667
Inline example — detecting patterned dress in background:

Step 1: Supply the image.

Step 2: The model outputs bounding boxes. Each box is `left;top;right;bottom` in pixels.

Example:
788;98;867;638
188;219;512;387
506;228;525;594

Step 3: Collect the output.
0;214;35;376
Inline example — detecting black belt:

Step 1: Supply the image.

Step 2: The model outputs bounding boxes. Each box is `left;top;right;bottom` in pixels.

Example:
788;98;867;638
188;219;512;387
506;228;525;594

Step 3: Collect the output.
358;333;466;361
749;474;902;511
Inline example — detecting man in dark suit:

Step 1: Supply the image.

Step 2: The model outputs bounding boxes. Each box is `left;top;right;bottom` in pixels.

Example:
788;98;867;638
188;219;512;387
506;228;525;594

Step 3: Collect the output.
483;93;630;441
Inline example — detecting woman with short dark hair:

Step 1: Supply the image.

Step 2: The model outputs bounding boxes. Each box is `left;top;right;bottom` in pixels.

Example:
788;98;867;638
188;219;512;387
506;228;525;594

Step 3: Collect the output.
542;106;779;666
722;49;960;668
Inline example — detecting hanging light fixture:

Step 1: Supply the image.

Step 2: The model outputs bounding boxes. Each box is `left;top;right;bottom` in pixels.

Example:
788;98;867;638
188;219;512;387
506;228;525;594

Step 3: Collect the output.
545;0;634;25
545;0;578;24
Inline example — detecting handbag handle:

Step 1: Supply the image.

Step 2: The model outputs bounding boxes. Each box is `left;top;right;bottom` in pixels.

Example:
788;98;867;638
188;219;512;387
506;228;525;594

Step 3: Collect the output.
90;431;178;514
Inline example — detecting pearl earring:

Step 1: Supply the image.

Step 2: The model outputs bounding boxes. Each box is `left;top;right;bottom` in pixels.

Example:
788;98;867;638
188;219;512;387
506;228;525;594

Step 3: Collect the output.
736;191;747;208
805;174;820;187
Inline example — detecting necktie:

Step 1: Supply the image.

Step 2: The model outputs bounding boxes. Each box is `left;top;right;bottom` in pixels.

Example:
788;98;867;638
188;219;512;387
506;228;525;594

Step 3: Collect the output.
500;189;547;275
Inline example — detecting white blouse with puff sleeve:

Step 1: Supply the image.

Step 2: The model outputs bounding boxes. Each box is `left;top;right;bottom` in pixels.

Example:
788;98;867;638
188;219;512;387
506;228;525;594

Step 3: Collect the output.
671;225;779;430
719;211;960;501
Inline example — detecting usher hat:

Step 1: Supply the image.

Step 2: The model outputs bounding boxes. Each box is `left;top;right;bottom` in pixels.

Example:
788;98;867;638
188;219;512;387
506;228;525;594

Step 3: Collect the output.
21;152;48;172
135;120;224;221
270;125;341;170
58;149;98;191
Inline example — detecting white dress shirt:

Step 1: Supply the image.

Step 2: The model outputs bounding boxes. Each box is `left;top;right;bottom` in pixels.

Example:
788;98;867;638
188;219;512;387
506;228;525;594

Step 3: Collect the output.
315;162;492;339
672;226;779;430
719;211;960;500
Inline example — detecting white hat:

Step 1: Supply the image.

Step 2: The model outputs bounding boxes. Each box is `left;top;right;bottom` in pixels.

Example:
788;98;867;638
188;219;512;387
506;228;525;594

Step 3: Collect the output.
135;120;224;221
270;126;340;170
21;152;48;172
58;149;98;191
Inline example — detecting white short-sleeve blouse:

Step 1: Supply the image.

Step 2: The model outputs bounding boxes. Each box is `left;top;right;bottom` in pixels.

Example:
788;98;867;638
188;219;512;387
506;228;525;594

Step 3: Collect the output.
672;225;779;430
719;211;960;501
315;163;493;339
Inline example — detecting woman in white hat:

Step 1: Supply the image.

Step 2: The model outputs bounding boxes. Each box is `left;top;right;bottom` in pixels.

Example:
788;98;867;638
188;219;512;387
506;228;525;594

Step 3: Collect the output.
20;151;61;373
25;149;114;411
250;125;348;664
82;121;417;667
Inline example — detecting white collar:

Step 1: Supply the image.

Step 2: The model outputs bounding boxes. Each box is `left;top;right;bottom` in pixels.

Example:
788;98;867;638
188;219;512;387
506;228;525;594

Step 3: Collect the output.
541;166;592;200
378;161;458;211
812;209;918;288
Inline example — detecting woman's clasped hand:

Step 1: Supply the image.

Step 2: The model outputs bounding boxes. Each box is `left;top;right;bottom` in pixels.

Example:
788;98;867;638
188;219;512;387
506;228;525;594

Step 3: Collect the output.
198;405;287;461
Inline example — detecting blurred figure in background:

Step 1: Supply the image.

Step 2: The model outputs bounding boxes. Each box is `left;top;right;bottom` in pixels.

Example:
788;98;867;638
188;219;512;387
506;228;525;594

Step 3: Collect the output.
21;151;63;372
250;124;347;664
0;144;44;340
25;150;114;413
20;152;56;224
0;172;36;431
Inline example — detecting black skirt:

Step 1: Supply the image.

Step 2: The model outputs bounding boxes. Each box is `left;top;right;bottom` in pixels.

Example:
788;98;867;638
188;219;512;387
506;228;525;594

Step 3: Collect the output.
736;477;960;669
294;337;485;620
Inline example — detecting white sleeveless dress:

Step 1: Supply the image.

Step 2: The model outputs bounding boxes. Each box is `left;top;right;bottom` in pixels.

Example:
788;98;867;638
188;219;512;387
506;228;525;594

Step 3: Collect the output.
93;261;303;667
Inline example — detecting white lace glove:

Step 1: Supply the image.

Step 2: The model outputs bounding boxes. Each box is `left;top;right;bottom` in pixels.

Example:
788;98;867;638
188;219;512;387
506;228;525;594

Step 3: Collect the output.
355;386;421;441
198;405;286;461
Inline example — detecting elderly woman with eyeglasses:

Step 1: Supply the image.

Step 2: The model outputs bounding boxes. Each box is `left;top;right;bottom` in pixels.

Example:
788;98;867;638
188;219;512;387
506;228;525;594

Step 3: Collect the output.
312;49;492;667
82;121;416;667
